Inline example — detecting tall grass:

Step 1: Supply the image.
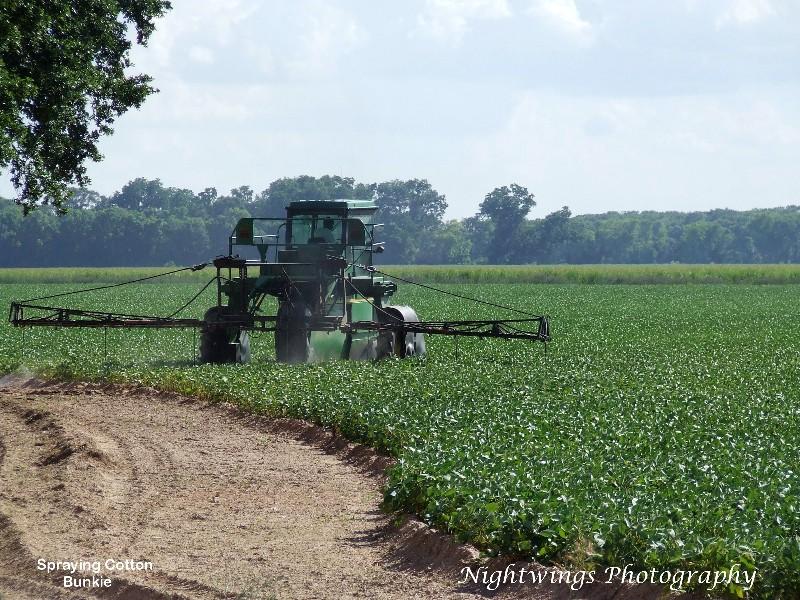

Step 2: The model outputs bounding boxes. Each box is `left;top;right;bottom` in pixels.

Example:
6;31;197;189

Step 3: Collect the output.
0;267;212;285
1;264;800;285
382;264;800;284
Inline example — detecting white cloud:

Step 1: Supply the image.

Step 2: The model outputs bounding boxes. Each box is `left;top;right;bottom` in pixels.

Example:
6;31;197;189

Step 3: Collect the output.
717;0;776;27
288;3;365;76
136;80;255;122
6;1;796;217
132;0;257;71
416;0;512;46
528;0;593;42
244;40;275;75
464;90;800;216
188;46;214;64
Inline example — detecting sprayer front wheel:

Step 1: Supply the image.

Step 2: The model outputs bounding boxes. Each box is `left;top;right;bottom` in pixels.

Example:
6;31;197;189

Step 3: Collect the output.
199;326;236;364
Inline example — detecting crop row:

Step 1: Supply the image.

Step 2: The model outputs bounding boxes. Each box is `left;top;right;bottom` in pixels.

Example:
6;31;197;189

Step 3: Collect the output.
1;281;799;597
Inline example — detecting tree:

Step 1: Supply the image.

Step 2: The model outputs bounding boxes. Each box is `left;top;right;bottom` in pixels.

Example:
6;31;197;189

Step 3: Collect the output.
373;179;448;263
0;0;171;213
418;220;472;264
374;179;447;226
518;206;571;263
478;184;535;263
64;187;102;210
252;175;374;218
109;178;166;211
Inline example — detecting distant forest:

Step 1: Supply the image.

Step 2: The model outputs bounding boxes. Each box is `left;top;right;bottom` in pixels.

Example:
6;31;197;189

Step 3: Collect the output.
2;175;799;266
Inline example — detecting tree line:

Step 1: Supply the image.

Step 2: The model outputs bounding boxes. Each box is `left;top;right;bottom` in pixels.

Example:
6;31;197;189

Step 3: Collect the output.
1;175;799;266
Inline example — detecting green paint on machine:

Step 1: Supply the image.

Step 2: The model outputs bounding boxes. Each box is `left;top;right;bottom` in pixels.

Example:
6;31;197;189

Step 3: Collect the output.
206;199;416;364
8;199;549;364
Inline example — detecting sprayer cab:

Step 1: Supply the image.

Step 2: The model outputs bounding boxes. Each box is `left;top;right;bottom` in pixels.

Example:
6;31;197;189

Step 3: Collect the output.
202;199;421;364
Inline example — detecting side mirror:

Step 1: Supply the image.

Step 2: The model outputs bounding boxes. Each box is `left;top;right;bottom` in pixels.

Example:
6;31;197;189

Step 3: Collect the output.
234;218;254;244
373;242;385;253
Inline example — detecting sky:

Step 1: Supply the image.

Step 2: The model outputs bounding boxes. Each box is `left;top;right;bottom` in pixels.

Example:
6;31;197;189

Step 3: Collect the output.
3;0;799;219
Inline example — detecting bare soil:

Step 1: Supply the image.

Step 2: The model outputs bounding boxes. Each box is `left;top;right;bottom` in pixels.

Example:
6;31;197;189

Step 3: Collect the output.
0;376;673;600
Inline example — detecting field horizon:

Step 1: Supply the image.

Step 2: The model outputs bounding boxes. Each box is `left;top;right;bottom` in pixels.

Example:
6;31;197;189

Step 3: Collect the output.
3;263;800;285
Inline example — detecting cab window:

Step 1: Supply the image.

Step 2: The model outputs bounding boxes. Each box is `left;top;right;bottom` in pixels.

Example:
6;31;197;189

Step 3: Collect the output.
289;215;342;245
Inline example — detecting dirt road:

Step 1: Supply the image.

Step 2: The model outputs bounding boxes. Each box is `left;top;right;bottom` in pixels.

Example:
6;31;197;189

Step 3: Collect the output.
0;377;666;600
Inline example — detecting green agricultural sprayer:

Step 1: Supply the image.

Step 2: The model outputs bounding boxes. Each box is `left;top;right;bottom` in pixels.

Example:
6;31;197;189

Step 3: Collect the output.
9;199;550;363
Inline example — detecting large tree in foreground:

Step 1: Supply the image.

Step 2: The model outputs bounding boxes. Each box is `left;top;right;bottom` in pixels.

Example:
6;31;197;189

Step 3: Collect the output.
0;0;171;213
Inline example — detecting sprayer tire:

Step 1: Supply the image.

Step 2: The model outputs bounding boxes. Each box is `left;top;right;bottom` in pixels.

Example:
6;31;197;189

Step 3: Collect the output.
199;326;236;364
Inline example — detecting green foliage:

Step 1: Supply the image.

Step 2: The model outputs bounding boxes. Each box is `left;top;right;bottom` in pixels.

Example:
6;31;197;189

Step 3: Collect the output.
7;264;800;285
4;176;800;266
378;264;800;285
2;279;800;597
479;184;536;263
251;175;374;218
420;220;473;264
479;184;536;224
0;1;171;212
373;179;448;264
0;267;209;284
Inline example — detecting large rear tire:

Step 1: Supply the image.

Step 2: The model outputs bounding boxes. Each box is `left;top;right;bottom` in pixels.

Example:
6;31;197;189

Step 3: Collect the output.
275;301;311;363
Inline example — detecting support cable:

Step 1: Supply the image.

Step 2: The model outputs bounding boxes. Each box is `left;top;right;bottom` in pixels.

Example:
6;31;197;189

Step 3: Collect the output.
165;276;218;319
17;263;209;304
353;264;544;318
